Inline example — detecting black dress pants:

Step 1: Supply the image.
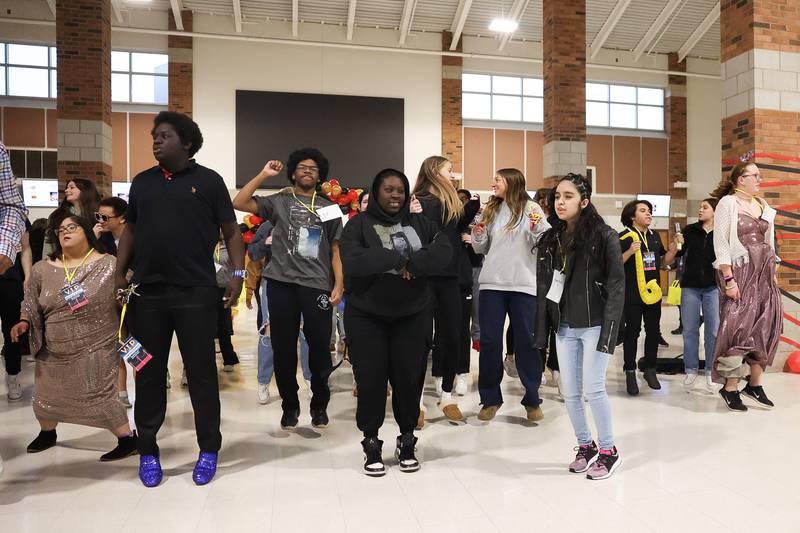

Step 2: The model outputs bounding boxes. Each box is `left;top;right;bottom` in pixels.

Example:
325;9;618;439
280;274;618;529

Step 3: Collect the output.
623;301;662;371
346;306;430;437
216;287;239;365
266;278;333;412
0;279;23;375
429;277;462;393
130;284;221;455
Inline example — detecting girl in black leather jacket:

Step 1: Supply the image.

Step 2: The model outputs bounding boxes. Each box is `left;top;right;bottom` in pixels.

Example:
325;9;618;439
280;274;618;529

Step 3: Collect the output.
536;173;625;481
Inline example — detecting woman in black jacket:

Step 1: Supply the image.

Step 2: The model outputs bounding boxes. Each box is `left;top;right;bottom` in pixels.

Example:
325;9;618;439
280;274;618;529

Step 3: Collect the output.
341;168;451;477
537;174;625;481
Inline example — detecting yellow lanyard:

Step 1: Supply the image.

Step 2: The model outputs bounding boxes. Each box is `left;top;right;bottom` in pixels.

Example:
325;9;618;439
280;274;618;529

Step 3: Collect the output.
734;189;762;212
215;243;221;263
634;228;650;253
558;234;570;272
118;303;128;342
292;190;317;216
62;248;94;285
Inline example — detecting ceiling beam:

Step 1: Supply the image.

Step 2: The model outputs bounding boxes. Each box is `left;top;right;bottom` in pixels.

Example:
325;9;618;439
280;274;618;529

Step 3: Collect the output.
169;0;184;31
292;0;299;37
45;0;55;17
346;0;357;41
632;0;682;62
498;0;530;51
399;0;418;46
111;0;125;24
449;0;473;51
677;1;719;62
588;0;632;59
232;0;242;32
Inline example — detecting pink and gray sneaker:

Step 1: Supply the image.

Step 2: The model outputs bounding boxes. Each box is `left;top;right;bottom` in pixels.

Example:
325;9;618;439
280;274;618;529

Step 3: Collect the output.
586;447;621;480
568;441;598;473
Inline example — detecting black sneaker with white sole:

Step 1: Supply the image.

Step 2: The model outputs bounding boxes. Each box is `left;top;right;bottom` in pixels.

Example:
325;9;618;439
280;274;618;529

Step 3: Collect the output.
311;408;329;428
361;437;385;477
741;384;774;409
280;408;300;430
719;388;748;412
395;433;420;473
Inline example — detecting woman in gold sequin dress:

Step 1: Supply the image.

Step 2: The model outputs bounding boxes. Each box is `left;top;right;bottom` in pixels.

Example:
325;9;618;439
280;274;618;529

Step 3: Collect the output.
11;215;137;461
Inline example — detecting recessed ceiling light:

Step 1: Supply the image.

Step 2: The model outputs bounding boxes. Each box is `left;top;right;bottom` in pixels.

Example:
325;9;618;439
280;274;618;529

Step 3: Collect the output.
489;18;518;33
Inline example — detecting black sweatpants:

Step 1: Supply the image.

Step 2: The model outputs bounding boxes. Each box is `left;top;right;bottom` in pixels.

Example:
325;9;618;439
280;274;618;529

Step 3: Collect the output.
266;278;333;412
0;279;23;375
130;284;221;455
457;287;472;375
430;276;462;393
623;301;662;371
346;306;430;438
216;287;239;366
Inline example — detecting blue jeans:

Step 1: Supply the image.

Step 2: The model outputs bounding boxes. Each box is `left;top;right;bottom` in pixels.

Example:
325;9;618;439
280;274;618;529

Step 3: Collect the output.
681;286;720;374
257;280;311;385
555;325;614;450
478;290;542;407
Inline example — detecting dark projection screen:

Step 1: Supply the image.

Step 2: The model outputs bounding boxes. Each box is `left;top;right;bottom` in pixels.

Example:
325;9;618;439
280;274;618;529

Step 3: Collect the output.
235;90;404;189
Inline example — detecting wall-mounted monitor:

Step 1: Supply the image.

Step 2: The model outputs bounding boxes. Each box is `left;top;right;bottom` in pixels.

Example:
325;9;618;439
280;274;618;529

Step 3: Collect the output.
112;182;131;202
637;194;671;218
22;179;59;208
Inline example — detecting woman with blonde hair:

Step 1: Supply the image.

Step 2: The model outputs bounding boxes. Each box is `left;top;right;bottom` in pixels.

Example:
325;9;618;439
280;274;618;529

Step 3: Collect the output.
471;168;549;423
413;156;479;425
710;155;782;412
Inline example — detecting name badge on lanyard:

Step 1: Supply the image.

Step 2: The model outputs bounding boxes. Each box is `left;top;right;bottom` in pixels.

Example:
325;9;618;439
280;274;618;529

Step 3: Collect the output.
61;282;89;312
642;251;657;271
546;270;566;303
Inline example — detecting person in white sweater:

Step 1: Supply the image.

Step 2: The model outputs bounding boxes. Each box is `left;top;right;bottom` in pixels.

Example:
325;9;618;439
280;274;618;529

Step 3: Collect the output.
471;168;550;423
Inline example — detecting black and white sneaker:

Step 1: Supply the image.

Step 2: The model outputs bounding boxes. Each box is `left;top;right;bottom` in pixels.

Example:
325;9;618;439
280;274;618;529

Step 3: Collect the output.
311;408;329;428
741;384;774;409
361;437;385;477
719;388;748;412
395;433;420;473
280;408;300;430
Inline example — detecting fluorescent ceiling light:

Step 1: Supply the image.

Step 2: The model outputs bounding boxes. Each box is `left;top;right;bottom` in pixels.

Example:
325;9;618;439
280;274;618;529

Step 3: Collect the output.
489;18;518;33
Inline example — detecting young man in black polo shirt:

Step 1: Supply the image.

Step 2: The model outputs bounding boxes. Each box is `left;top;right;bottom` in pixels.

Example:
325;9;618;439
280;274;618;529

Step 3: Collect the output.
619;200;677;395
233;148;343;430
115;111;245;488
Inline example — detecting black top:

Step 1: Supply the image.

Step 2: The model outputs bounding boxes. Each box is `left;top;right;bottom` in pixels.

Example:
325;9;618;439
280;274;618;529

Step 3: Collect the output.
677;222;716;289
126;162;236;287
417;195;479;288
0;219;31;282
619;227;665;304
99;232;117;256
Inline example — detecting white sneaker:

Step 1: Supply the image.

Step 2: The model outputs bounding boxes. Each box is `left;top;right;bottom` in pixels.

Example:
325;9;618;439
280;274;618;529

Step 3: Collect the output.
166;369;172;389
223;364;234;373
683;373;698;389
257;383;270;404
503;356;519;378
181;370;188;388
541;372;547;387
455;374;468;396
6;374;22;401
119;391;132;408
434;376;443;397
705;374;715;392
552;370;563;399
26;355;35;363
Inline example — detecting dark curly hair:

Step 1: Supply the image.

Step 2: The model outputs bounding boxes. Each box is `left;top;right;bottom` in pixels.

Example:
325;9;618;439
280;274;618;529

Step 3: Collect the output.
286;147;329;186
47;214;105;260
538;173;606;254
151;111;204;157
620;199;653;229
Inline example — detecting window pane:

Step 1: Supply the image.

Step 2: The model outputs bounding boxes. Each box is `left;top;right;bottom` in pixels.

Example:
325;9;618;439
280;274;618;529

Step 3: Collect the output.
492;76;521;95
111;51;130;72
0;44;5;64
523;78;543;97
111;73;130;102
523;97;543;123
131;52;168;74
0;67;5;95
49;47;56;68
153;75;168;104
50;70;56;98
462;93;491;119
637;87;663;106
131;74;167;104
586;101;609;127
492;95;521;121
8;44;48;66
462;73;491;93
609;103;636;128
609;85;636;103
637;105;664;130
586;82;608;101
8;67;49;97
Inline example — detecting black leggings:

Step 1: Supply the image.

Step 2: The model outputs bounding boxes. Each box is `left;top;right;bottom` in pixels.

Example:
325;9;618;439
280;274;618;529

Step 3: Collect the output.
0;279;23;375
216;287;239;365
457;287;472;374
623;302;662;371
266;278;334;412
429;277;464;393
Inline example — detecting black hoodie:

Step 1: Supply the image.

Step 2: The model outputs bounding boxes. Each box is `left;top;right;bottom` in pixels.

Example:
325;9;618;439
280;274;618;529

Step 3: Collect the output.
340;172;453;319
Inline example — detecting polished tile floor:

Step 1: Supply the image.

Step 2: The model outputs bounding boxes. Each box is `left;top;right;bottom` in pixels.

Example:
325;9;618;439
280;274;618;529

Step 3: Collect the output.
1;306;799;533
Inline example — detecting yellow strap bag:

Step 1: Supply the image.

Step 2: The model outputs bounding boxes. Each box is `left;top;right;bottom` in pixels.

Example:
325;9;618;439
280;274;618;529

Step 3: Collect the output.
666;280;681;306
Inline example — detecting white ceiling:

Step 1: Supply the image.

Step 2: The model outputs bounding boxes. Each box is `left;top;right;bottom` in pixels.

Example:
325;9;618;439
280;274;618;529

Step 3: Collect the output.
114;0;721;60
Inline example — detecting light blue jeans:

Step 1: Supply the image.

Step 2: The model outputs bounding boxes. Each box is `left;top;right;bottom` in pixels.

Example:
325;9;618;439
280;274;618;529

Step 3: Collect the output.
257;280;311;385
681;286;720;374
555;325;615;450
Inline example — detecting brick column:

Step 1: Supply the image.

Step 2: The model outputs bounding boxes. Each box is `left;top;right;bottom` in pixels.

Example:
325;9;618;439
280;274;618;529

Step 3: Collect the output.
666;53;688;235
542;0;586;185
169;10;193;116
56;0;112;196
720;0;800;367
441;31;462;178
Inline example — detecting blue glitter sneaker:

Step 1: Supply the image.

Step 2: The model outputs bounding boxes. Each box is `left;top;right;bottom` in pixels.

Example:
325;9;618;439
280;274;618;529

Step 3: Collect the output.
192;452;218;486
138;454;163;488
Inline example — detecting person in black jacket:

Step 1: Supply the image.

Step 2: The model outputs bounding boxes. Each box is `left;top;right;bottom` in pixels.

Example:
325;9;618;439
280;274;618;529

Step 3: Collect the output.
537;174;624;481
341;168;451;477
412;156;479;425
676;197;719;392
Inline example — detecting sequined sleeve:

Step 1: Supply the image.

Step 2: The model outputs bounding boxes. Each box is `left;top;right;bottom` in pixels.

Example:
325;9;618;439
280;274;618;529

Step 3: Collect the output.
22;262;45;358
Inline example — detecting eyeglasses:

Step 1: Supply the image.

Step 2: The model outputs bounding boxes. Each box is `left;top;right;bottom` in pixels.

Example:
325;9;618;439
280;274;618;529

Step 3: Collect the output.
740;173;761;181
94;212;120;223
56;223;80;235
296;164;319;174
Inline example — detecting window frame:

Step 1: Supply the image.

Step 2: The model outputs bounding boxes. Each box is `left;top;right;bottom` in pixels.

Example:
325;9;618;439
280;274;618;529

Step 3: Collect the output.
584;81;665;132
462;72;543;125
0;42;58;99
110;50;169;105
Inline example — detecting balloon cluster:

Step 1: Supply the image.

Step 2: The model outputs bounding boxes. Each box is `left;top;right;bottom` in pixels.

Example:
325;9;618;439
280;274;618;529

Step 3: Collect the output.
239;214;263;245
321;179;364;214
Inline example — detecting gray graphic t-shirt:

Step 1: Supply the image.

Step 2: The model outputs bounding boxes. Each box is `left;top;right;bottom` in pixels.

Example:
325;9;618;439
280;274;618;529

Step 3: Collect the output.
372;222;423;274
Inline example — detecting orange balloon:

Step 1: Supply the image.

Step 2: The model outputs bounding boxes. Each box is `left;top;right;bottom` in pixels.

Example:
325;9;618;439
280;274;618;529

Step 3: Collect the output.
786;351;800;373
